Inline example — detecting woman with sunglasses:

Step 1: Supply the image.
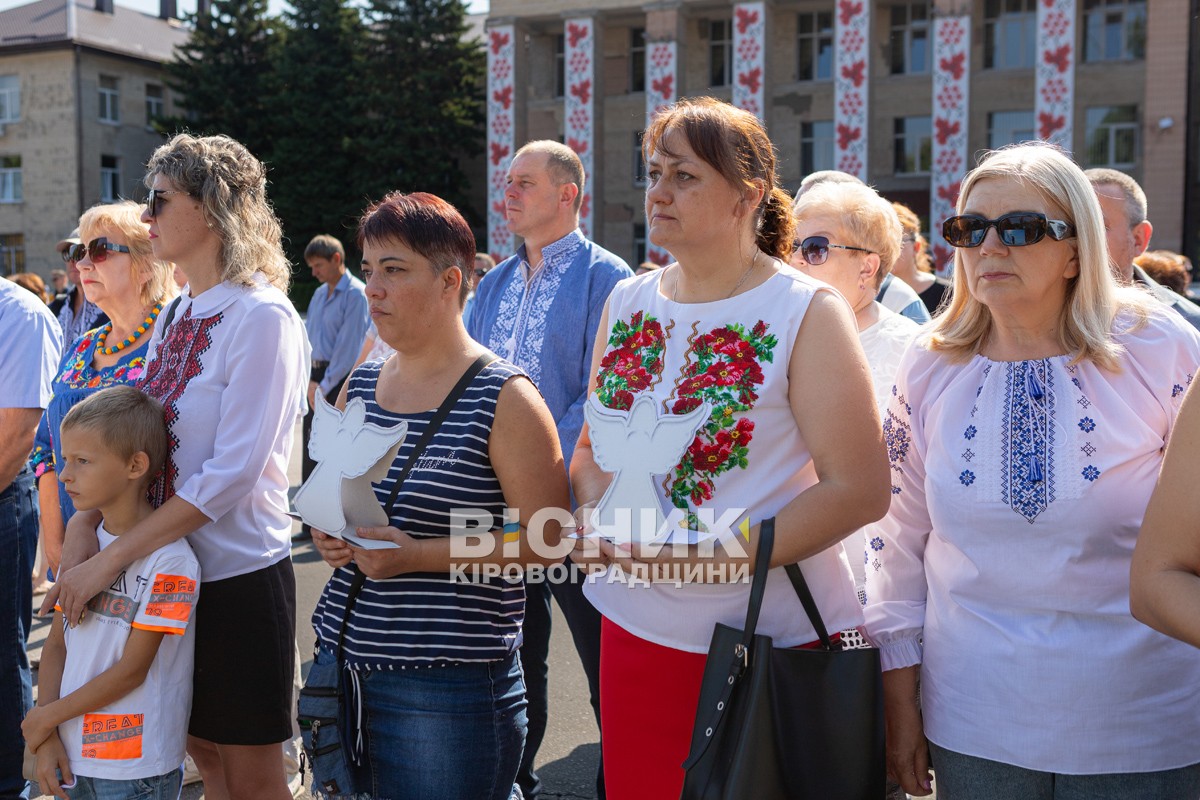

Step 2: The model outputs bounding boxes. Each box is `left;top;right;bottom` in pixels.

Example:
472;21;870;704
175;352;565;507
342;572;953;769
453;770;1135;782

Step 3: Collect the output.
30;201;176;585
51;134;309;800
569;97;889;797
863;142;1200;798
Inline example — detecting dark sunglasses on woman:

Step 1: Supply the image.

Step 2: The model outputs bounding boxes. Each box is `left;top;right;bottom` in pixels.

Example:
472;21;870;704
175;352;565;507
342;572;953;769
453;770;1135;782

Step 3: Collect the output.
146;188;186;218
942;212;1076;249
66;237;132;263
792;235;875;266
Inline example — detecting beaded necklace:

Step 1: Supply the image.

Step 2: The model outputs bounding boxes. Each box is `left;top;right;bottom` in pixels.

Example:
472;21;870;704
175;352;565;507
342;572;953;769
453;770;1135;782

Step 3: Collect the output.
95;301;164;356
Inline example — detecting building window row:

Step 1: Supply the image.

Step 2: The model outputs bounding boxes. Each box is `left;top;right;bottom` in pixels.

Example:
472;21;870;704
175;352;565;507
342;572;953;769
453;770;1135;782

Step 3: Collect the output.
0;155;125;204
98;77;167;126
0;233;24;275
0;76;19;124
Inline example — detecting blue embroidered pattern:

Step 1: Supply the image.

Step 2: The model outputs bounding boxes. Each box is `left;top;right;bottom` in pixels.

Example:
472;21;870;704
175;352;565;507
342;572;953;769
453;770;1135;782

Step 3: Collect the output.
1173;384;1185;398
1082;465;1100;482
869;536;884;552
1078;417;1095;433
1000;360;1056;523
959;470;975;486
883;406;912;496
964;425;977;440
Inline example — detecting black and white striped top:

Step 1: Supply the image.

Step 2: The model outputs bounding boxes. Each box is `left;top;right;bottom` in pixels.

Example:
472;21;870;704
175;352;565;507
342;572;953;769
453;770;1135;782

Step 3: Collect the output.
311;358;527;669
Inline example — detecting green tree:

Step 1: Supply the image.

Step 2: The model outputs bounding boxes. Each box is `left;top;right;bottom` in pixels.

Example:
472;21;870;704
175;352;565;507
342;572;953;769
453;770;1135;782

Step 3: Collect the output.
268;0;369;265
161;0;282;159
358;0;485;216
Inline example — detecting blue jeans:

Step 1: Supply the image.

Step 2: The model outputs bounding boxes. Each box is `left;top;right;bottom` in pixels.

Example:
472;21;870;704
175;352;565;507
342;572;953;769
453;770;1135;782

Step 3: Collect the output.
930;742;1200;800
67;769;182;800
340;649;527;800
0;468;37;800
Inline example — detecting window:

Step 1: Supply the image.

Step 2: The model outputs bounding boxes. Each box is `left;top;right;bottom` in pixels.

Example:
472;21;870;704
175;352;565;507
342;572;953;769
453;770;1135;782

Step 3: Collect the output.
890;2;930;75
98;75;119;123
0;156;21;203
800;121;835;176
0;234;23;275
988;110;1036;148
145;83;164;124
634;223;647;266
1085;106;1138;168
630;28;646;93
984;0;1037;70
1084;0;1146;62
634;130;647;186
894;116;932;175
709;19;733;88
554;34;565;98
797;11;834;81
0;76;19;123
101;155;120;202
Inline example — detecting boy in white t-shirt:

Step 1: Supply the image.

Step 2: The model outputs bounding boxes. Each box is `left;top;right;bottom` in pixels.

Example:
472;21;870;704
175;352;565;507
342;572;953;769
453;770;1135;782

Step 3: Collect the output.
21;386;200;800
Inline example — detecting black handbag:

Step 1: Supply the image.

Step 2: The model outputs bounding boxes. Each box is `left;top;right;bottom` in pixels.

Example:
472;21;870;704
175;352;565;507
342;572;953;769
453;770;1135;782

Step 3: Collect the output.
298;352;497;799
680;518;886;800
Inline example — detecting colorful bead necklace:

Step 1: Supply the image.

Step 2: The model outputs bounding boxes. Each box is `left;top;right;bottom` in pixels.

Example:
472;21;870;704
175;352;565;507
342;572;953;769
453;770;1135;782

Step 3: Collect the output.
96;302;164;356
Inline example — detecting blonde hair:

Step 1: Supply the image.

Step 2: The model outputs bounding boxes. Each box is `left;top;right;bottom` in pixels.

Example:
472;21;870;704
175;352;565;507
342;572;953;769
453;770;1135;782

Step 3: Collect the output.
61;385;168;482
929;142;1153;371
79;201;177;309
792;180;903;288
144;134;290;292
892;201;933;273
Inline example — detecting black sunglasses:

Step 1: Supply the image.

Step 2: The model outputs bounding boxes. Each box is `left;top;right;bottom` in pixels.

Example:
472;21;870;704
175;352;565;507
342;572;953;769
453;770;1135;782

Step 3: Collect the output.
146;188;186;218
66;237;132;264
793;235;875;267
942;212;1076;248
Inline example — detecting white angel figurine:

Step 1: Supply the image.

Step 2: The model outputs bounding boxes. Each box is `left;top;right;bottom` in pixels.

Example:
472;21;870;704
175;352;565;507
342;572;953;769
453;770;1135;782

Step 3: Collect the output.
292;393;408;550
584;393;712;545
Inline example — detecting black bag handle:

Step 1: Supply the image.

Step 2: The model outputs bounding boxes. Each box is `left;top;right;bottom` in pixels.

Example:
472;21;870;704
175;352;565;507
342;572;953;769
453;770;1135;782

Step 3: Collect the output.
784;562;834;651
334;351;499;655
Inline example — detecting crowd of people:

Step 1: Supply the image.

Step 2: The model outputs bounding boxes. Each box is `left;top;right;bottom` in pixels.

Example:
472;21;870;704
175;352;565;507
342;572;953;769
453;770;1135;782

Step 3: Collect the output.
3;95;1200;800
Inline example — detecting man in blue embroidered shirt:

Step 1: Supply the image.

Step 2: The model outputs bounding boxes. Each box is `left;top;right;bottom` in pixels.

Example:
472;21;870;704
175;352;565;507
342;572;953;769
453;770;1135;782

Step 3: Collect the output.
469;140;631;800
300;234;369;538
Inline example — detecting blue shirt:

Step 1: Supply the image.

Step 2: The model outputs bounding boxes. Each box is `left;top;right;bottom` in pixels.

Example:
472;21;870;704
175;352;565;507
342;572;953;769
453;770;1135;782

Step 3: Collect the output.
467;229;632;467
305;271;369;395
0;279;62;411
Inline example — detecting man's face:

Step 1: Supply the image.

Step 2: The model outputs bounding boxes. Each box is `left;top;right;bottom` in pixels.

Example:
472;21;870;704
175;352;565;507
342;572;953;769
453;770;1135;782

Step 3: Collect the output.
307;254;342;285
504;152;568;241
1093;183;1148;284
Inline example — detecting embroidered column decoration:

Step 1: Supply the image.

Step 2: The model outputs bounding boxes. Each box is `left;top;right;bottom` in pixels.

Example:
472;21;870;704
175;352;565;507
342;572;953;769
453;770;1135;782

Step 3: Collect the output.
731;2;765;119
833;0;869;181
929;14;970;274
1035;0;1075;151
487;23;516;260
565;17;595;238
646;38;677;265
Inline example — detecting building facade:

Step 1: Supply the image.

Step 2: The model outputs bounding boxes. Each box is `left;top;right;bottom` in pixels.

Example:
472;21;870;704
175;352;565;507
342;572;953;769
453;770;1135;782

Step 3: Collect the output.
485;0;1184;271
0;0;188;275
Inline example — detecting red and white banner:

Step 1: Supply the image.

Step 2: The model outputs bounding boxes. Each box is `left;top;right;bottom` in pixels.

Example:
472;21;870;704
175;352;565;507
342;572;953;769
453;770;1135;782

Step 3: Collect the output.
731;2;765;119
486;23;515;260
833;0;869;181
645;40;677;266
564;17;595;237
930;15;970;274
1035;0;1075;151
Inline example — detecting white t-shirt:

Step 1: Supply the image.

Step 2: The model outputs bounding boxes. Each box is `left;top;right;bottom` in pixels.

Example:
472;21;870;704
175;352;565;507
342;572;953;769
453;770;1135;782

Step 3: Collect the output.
59;524;200;780
858;305;921;413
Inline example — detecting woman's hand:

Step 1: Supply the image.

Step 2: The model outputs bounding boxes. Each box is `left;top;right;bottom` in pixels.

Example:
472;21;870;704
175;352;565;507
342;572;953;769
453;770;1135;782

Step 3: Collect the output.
39;511;102;616
311;530;353;569
349;526;422;580
21;704;57;753
883;666;933;796
33;732;73;800
53;554;116;629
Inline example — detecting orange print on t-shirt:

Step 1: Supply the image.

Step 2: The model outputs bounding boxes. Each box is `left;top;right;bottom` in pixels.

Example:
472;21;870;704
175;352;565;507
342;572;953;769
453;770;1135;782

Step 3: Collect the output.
80;713;144;759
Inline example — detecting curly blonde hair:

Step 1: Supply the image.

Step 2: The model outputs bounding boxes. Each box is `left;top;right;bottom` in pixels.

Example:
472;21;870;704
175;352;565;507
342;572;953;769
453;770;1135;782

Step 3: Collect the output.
144;134;290;291
929;143;1153;371
79;201;177;309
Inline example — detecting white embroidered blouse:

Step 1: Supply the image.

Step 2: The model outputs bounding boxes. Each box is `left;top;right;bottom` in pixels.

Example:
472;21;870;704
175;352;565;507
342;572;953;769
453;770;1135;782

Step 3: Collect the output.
863;308;1200;773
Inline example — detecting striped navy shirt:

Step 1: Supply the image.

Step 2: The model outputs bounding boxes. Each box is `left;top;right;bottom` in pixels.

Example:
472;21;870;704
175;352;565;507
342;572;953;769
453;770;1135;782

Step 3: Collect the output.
312;358;527;669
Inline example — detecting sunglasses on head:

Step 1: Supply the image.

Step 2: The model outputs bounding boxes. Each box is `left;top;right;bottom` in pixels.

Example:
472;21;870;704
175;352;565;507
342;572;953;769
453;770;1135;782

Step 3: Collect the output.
146;188;186;218
66;237;132;264
792;235;875;267
942;212;1076;248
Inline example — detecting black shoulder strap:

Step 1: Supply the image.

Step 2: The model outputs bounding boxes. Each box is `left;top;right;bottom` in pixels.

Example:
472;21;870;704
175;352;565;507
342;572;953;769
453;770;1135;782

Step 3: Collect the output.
161;295;183;330
784;562;834;650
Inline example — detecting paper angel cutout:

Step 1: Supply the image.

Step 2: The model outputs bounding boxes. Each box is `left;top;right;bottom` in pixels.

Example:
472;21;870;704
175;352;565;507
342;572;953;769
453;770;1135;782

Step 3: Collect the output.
584;393;712;545
291;393;408;550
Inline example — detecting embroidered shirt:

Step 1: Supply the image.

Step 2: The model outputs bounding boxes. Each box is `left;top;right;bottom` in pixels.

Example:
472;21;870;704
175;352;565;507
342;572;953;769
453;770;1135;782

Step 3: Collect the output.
306;271;369;395
583;267;863;653
467;228;632;466
863;308;1200;773
30;328;150;524
139;275;310;582
311;358;528;668
59;525;198;780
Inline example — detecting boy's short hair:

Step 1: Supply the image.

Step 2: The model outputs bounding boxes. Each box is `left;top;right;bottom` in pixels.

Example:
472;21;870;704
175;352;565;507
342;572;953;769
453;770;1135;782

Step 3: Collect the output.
304;234;345;262
60;386;168;480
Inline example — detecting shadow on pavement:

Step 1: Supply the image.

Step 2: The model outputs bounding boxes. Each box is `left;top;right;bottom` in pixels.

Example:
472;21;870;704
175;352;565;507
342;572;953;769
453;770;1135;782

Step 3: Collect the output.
536;742;601;800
